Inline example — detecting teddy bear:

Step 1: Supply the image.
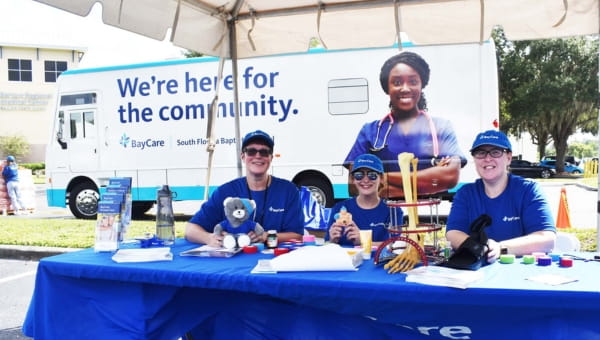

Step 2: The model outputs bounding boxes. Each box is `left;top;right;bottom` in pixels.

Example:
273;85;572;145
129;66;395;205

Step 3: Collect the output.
334;206;353;226
213;197;265;249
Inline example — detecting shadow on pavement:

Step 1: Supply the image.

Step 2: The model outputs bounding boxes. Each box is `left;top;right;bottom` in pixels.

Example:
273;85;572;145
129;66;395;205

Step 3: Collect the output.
0;327;31;340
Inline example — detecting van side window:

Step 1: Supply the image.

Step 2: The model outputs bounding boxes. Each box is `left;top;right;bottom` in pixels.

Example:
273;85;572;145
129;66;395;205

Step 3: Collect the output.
328;78;369;115
60;93;97;106
69;111;95;139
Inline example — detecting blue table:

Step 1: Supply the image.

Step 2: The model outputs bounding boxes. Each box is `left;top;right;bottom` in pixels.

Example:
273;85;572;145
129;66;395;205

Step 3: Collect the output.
23;239;600;340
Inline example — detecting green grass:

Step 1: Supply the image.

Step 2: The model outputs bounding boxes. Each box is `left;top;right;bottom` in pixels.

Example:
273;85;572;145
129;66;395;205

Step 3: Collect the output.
569;228;598;252
0;217;186;248
0;216;596;252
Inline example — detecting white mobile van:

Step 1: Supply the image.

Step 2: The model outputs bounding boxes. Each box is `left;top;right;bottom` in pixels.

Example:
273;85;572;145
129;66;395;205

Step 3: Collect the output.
46;42;499;218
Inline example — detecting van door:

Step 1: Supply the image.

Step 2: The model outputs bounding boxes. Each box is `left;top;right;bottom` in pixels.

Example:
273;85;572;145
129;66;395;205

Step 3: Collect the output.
67;109;99;172
55;92;100;172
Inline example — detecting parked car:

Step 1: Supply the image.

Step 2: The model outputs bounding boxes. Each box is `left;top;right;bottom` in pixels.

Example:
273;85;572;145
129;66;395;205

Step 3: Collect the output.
541;155;580;166
509;160;555;179
539;160;584;174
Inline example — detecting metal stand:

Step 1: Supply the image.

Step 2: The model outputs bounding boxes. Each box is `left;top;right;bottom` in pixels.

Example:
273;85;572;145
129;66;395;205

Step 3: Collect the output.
374;198;444;266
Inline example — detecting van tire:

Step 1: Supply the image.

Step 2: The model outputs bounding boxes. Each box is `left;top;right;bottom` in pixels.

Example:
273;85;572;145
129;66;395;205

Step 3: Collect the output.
296;177;334;208
69;182;99;219
132;201;154;219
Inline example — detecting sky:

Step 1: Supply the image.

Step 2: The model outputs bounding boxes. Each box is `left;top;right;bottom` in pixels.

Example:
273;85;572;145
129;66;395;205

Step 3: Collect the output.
1;0;186;68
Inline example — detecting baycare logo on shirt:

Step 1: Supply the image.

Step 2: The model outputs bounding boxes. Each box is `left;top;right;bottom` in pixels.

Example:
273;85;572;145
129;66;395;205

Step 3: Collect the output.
119;133;166;150
502;216;521;222
269;206;285;213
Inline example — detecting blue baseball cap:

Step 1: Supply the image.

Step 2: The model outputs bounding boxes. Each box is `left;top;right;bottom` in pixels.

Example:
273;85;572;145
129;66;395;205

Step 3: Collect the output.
242;130;274;149
470;130;512;152
6;155;15;162
352;154;384;173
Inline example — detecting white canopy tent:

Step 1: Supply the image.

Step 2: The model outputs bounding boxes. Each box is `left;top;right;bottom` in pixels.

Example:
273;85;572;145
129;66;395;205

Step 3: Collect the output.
33;0;598;57
34;0;600;247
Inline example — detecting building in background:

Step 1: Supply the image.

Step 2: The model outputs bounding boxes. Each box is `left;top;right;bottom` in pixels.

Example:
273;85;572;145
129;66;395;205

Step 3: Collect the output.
0;42;85;162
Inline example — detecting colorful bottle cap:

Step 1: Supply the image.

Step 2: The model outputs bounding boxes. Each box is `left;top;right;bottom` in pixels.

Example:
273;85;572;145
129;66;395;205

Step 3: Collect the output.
532;252;546;259
522;255;536;264
537;256;552;266
274;248;289;256
252;242;265;251
303;235;316;242
303;234;316;245
560;256;573;267
242;245;258;254
549;253;561;262
499;254;515;264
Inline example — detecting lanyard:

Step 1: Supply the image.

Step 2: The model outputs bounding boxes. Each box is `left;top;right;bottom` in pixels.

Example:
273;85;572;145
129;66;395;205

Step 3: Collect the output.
246;176;270;225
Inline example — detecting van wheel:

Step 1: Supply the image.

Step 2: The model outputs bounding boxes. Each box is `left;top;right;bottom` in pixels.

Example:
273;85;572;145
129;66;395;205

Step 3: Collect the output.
296;177;334;208
132;201;155;219
69;182;99;219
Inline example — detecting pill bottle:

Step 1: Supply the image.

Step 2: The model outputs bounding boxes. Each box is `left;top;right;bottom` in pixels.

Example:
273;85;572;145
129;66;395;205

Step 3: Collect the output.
266;230;278;249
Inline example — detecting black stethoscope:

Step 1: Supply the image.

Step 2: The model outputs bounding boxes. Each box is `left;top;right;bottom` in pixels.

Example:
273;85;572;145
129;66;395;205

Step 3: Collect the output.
370;109;440;158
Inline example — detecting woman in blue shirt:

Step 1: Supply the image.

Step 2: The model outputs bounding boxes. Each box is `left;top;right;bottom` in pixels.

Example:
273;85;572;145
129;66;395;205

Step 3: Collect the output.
446;130;556;263
327;154;397;247
345;51;466;198
185;130;304;247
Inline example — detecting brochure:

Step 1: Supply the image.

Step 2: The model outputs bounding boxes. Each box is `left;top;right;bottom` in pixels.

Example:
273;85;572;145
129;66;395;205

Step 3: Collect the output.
112;247;173;263
107;177;132;240
404;265;484;289
94;200;122;252
180;245;242;258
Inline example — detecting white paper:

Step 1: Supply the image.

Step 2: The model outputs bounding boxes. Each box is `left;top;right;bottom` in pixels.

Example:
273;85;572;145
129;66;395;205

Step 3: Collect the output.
266;244;362;272
404;266;484;289
251;259;277;274
526;274;578;286
111;247;173;263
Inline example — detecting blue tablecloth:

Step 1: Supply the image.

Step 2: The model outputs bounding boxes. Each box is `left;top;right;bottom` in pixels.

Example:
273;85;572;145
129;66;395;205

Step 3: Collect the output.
23;239;600;340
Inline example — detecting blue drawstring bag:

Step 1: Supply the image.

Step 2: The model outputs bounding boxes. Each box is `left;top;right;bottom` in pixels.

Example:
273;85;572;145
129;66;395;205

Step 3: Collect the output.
299;186;329;230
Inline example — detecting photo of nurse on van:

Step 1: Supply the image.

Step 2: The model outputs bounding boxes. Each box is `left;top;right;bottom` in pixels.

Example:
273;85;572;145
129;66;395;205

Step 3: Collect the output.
344;51;466;199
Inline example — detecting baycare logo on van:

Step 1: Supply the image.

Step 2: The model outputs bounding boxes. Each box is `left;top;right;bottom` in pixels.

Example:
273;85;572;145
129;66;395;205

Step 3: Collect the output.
119;133;165;150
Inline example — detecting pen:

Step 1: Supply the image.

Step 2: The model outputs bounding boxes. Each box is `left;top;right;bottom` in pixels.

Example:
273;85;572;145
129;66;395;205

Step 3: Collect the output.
562;254;600;262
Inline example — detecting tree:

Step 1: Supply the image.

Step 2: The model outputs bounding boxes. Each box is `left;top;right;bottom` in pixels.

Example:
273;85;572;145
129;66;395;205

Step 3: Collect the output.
0;135;30;160
567;140;598;160
493;28;598;172
184;50;203;58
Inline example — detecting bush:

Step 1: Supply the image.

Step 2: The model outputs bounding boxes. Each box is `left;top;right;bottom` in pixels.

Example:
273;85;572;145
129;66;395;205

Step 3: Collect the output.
21;162;45;172
0;135;29;159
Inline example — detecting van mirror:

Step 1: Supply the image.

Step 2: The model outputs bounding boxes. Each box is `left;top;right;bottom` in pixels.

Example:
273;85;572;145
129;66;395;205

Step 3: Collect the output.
57;111;67;149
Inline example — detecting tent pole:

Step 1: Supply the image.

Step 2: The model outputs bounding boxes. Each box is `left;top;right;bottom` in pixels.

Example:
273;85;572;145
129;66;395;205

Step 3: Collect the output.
229;19;243;178
596;45;600;251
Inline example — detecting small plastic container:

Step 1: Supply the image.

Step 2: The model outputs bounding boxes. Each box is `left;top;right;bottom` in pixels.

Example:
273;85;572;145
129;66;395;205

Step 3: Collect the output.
266;230;278;249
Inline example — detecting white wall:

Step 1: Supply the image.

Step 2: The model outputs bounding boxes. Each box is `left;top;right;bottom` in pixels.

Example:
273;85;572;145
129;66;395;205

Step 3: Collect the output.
0;45;81;162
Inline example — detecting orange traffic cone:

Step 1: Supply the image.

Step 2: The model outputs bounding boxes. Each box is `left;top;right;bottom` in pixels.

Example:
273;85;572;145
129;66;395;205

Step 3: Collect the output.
556;187;572;229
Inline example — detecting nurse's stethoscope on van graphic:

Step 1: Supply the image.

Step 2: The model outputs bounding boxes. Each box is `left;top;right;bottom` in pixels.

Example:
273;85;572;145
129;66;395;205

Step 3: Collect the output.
370;110;440;165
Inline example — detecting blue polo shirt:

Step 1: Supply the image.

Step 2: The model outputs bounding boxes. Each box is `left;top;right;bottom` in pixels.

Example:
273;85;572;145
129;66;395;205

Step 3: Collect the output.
189;176;304;236
446;174;556;241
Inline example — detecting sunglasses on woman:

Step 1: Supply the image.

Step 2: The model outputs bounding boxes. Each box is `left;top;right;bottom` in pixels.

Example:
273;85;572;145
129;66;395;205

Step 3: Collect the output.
243;147;272;157
352;171;379;181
